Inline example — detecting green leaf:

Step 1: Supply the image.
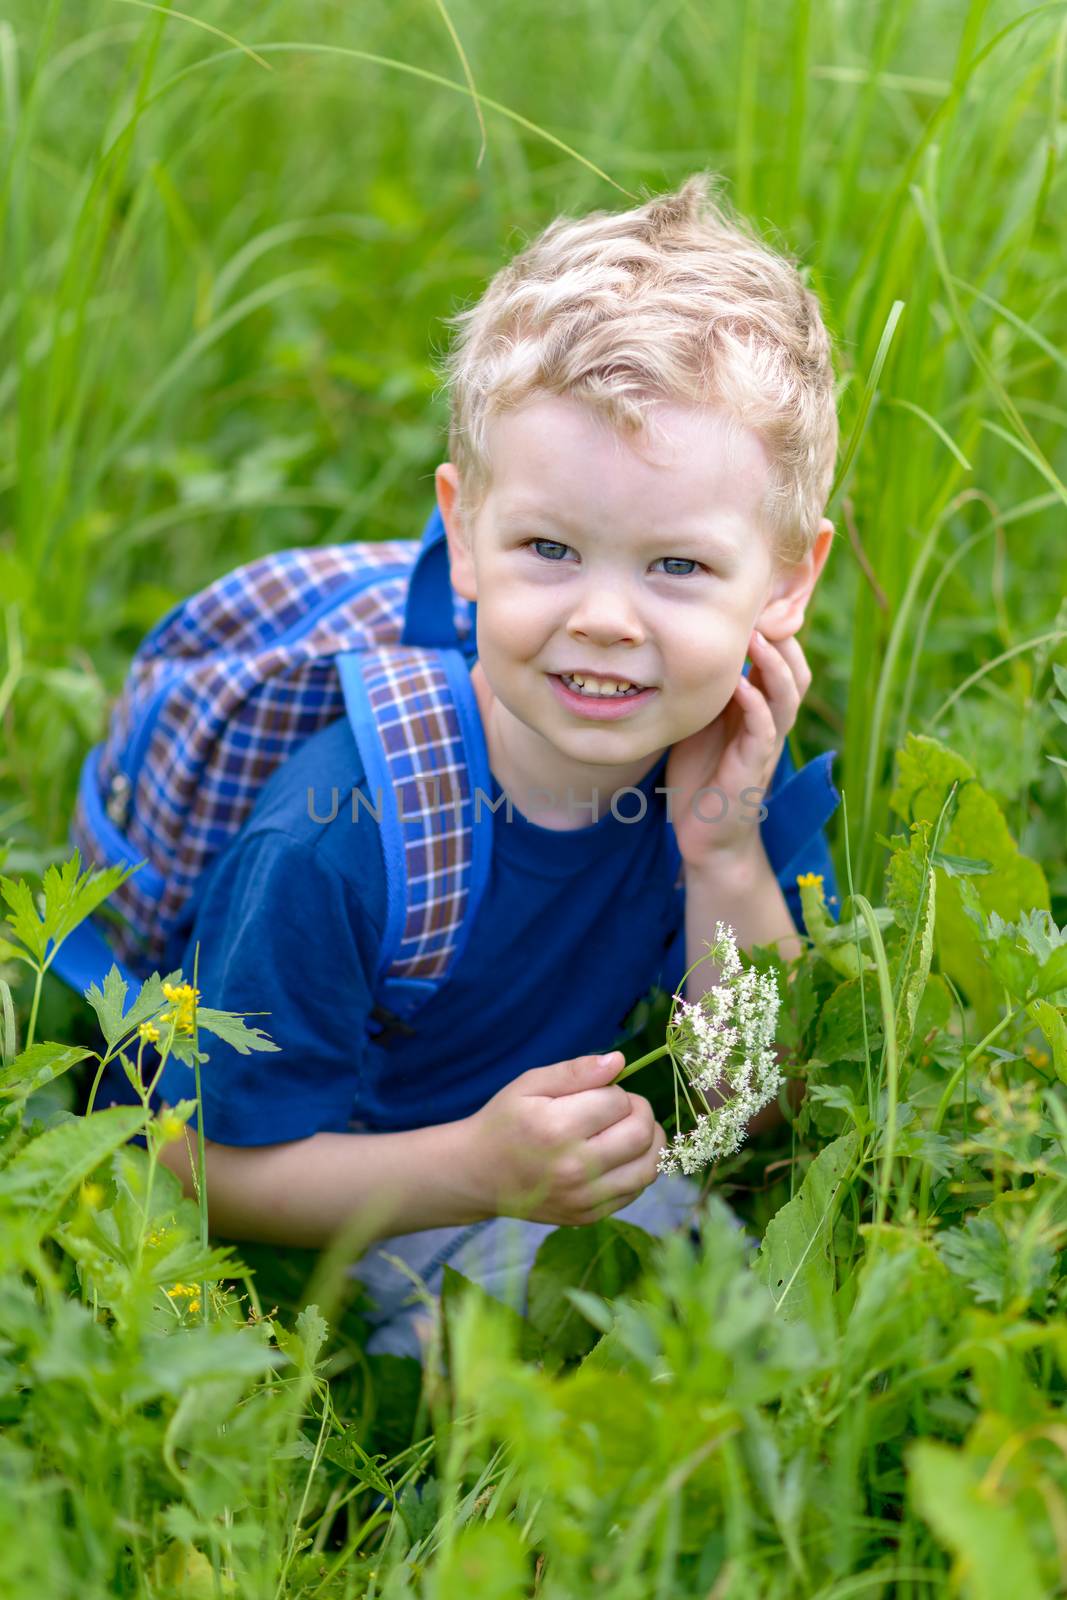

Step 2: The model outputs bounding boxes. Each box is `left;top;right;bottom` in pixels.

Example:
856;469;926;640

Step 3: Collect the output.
0;1106;144;1236
987;941;1039;1002
84;965;132;1048
195;1008;280;1054
754;1131;859;1346
889;735;1049;1029
930;850;994;878
909;1439;1049;1599
525;1218;657;1366
0;1043;95;1102
321;1427;394;1496
126;1326;279;1404
440;1261;541;1368
886;822;938;1055
1034;944;1067;1000
0;877;45;964
275;1304;329;1376
85;968;173;1050
814;978;884;1063
1;851;137;968
0;979;15;1067
1028;999;1067;1084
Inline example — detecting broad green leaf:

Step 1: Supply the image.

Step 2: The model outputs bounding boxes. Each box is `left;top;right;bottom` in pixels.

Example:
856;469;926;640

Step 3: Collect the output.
814;977;884;1064
525;1217;657;1365
31;1295;114;1391
0;1106;143;1235
889;735;1048;1030
0;1043;95;1101
126;1326;280;1403
754;1131;859;1346
908;1439;1048;1600
440;1262;540;1370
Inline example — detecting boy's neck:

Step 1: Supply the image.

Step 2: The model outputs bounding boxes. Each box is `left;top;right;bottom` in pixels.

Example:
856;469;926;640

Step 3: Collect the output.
468;660;666;832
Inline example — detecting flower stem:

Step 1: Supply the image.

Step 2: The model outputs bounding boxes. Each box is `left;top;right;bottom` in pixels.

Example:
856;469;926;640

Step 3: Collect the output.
25;965;43;1053
614;1042;671;1083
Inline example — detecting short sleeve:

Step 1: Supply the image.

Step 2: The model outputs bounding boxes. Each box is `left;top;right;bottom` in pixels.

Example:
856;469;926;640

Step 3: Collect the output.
153;828;380;1146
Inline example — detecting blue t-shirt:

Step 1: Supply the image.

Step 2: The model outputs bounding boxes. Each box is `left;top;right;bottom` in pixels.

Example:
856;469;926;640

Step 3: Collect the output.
148;714;838;1147
152;716;689;1143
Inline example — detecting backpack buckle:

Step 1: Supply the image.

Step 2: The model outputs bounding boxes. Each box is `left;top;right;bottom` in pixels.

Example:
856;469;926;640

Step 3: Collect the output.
105;771;133;830
368;1003;418;1047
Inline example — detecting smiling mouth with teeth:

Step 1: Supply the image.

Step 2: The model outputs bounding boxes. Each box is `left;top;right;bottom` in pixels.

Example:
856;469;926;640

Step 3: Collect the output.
558;672;648;698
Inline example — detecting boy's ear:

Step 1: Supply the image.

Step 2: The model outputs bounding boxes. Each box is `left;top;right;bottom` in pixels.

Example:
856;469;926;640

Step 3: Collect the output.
755;519;834;640
435;463;478;603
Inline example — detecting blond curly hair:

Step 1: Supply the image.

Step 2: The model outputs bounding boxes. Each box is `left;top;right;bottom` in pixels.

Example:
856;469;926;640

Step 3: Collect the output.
437;173;838;565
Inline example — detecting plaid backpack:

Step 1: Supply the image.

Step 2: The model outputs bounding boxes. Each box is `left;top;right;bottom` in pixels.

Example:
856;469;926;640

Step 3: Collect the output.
54;505;842;1046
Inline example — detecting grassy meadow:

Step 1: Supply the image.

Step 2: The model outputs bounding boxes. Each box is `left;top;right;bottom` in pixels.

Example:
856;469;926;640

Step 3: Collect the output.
2;0;1067;1594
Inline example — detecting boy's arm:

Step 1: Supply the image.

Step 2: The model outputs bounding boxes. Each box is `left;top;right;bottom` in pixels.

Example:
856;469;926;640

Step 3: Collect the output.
158;1117;493;1250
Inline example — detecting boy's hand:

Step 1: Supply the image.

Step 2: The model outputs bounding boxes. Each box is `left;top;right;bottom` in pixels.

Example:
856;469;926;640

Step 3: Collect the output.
664;628;812;872
466;1050;667;1226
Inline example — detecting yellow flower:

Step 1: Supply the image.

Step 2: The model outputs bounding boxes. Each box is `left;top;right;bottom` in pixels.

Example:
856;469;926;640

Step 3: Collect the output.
157;1110;186;1144
1023;1044;1050;1069
159;982;200;1036
138;1021;160;1043
795;871;824;889
166;1284;203;1316
146;1225;167;1248
80;1181;105;1210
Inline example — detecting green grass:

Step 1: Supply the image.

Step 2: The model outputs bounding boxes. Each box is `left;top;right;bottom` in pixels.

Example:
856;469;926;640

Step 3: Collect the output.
1;1;1067;1595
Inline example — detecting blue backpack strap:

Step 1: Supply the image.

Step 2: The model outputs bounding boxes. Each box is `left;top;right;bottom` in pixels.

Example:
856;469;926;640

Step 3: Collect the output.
337;644;491;1039
401;505;478;659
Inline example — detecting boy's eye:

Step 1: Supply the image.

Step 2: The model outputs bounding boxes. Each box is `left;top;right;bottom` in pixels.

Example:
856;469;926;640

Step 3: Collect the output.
523;539;705;578
527;538;572;562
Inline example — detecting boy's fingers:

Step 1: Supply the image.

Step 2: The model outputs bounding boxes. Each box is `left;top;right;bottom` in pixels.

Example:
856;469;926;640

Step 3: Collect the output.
559;1084;640;1142
775;635;812;696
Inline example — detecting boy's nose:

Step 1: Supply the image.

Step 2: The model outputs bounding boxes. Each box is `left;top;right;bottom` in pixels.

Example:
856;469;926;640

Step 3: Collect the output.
565;580;645;645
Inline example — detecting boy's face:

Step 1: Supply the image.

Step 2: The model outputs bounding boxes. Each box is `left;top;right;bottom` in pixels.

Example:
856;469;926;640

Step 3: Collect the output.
436;393;832;803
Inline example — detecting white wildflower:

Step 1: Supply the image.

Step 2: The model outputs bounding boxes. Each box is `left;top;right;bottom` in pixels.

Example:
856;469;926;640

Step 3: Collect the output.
656;921;783;1177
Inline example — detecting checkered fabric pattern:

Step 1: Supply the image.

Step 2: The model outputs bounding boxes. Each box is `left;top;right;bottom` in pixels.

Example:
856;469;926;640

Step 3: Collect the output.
355;648;479;980
70;540;476;978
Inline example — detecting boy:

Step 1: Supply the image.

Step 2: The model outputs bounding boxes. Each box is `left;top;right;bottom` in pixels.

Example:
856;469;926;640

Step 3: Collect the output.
156;172;838;1361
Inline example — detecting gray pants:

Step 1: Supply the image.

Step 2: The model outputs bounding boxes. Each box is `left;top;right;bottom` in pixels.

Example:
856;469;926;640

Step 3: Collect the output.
346;1166;709;1363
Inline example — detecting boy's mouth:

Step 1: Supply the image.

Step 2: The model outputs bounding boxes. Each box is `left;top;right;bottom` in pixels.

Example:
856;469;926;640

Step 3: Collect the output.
556;670;651;697
547;672;657;720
